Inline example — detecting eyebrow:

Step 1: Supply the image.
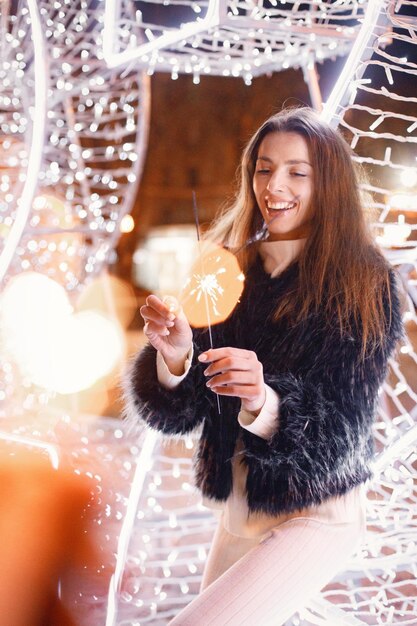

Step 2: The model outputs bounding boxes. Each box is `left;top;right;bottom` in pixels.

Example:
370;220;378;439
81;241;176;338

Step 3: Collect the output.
256;156;312;167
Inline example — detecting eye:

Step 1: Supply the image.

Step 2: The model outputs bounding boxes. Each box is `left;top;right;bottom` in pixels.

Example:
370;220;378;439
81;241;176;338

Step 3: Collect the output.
291;171;308;177
255;168;270;175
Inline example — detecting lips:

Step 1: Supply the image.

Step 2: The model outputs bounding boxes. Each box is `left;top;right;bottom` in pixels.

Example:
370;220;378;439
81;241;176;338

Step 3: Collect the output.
265;198;297;213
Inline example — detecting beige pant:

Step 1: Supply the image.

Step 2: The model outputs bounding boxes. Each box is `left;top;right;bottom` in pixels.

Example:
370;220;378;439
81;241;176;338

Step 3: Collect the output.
169;505;365;625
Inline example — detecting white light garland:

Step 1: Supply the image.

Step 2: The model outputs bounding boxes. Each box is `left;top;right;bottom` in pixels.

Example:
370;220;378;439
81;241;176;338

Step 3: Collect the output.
313;0;417;624
1;0;150;295
0;0;47;283
0;0;150;414
103;0;362;82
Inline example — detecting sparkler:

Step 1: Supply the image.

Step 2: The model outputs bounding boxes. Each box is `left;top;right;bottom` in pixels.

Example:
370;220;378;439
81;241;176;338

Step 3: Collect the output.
179;196;245;413
186;270;225;319
181;242;244;326
191;191;221;414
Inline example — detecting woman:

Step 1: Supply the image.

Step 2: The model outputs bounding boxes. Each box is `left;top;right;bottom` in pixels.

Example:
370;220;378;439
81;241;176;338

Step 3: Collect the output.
124;107;403;624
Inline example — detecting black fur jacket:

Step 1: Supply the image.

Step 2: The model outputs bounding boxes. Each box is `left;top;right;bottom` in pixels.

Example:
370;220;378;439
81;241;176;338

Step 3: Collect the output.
125;256;403;516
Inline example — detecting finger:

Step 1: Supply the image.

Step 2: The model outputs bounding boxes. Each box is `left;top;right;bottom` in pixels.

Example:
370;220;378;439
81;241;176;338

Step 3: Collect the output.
162;295;181;315
207;384;261;400
143;330;167;353
143;321;170;338
146;295;176;321
203;357;257;377
206;371;259;388
198;347;257;363
163;296;191;332
140;305;175;327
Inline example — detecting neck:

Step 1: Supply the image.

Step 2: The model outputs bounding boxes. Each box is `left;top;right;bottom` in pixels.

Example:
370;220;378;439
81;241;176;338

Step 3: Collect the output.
266;221;311;241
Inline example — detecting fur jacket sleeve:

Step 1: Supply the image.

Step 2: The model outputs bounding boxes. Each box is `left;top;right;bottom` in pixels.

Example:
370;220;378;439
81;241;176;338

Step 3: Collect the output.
126;327;221;435
124;257;404;514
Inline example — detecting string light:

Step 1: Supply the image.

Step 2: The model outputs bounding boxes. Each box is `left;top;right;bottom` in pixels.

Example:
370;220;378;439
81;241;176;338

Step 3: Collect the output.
0;7;150;295
400;168;417;189
318;1;417;624
119;214;135;233
103;0;360;80
0;0;150;419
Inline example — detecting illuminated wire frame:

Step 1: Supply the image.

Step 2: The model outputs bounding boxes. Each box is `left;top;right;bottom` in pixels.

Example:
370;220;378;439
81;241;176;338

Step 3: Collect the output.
103;0;363;86
0;0;150;294
0;0;150;413
0;430;60;469
0;0;47;284
305;0;417;624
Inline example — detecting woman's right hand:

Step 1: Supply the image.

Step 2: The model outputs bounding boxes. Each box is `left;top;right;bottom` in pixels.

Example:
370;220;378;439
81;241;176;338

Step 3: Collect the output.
140;295;193;375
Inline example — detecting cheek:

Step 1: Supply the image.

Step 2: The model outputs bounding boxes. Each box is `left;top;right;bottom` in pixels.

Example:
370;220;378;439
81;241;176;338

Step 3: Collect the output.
252;182;262;205
302;185;313;210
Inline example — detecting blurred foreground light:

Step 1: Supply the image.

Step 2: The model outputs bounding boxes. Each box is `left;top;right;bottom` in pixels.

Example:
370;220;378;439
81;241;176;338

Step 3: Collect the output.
33;193;65;213
0;272;125;394
400;168;417;189
132;225;199;295
0;271;72;333
389;193;417;211
32;193;77;228
120;214;135;233
376;215;412;248
76;274;137;329
35;310;124;394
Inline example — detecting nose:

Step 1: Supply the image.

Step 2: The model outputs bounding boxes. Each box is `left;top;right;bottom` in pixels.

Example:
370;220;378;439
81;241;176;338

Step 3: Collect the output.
266;171;287;193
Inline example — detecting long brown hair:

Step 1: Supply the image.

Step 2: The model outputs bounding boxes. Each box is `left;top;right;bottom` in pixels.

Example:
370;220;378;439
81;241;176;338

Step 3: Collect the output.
206;107;392;358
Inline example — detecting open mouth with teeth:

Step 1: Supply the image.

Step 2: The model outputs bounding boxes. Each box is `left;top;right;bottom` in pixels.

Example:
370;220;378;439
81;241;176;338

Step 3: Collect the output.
266;200;297;215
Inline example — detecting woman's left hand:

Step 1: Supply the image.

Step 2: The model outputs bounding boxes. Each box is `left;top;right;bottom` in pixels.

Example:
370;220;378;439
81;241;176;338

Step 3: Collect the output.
198;347;266;415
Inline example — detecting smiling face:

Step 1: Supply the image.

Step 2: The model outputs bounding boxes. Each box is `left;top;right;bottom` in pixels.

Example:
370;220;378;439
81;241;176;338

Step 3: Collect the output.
253;131;313;240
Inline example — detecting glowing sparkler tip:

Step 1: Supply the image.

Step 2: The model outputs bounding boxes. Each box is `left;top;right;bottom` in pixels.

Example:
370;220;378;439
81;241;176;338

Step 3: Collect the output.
180;242;245;328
